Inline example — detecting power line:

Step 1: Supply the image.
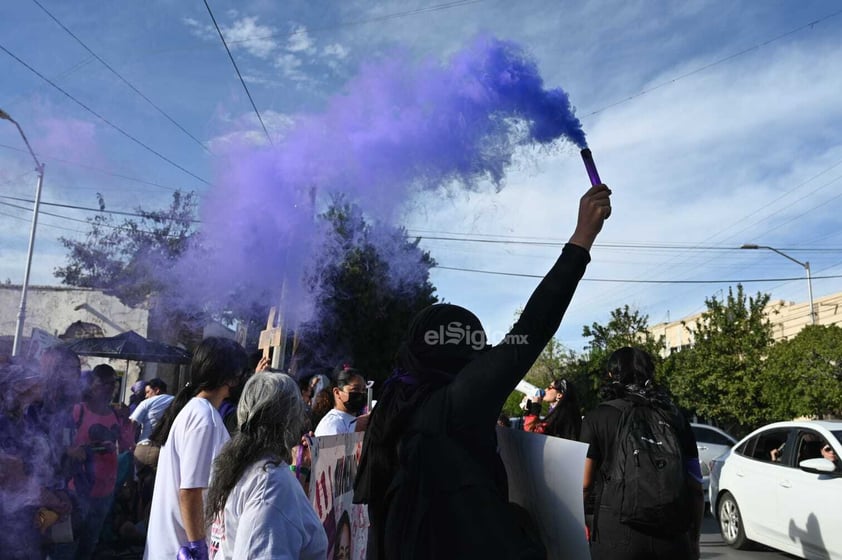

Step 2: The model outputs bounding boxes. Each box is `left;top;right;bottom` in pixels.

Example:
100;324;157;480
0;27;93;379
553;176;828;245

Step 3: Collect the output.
0;200;186;238
30;0;211;154
228;0;486;45
433;264;842;284
132;0;485;58
202;0;273;146
8;191;842;255
0;194;201;222
413;234;842;253
583;8;842;118
0;42;212;186
8;192;837;287
0;142;183;192
0;202;84;233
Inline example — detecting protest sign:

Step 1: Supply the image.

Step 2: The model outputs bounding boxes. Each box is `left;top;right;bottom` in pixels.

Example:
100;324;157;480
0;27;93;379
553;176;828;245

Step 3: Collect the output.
27;327;61;361
496;426;591;559
310;432;369;560
309;428;588;559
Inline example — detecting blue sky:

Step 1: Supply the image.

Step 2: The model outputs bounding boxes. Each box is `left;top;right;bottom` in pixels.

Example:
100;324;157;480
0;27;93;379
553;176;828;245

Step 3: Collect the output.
2;0;841;352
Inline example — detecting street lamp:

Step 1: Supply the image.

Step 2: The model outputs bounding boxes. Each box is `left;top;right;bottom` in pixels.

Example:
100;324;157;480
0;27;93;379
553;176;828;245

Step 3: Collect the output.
741;243;815;325
0;108;46;356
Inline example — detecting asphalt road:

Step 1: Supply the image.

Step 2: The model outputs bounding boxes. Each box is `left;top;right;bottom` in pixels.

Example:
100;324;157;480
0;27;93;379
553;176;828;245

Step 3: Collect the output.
701;512;797;560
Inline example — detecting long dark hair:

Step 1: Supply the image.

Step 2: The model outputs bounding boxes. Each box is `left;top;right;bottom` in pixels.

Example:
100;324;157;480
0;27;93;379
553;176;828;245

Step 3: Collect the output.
150;337;247;445
311;366;364;425
541;378;581;440
600;346;672;408
205;372;305;525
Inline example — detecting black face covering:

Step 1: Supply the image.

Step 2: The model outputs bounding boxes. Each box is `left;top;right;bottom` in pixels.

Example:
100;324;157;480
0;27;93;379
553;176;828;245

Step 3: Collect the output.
344;391;367;415
398;303;491;384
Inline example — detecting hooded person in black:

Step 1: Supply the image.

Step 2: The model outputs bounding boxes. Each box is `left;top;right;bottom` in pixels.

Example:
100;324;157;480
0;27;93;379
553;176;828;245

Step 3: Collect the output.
354;183;612;560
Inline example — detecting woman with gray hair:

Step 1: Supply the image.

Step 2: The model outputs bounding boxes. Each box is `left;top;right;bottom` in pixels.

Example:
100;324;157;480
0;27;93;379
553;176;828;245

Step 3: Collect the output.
206;371;327;560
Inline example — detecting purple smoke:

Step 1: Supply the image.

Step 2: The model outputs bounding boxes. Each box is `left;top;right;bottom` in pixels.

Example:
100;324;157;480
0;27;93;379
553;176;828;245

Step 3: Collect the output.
174;35;586;326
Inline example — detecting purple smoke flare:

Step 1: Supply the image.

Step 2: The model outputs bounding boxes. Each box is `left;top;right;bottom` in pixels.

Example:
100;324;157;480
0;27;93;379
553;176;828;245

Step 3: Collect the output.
173;35;587;327
580;148;602;186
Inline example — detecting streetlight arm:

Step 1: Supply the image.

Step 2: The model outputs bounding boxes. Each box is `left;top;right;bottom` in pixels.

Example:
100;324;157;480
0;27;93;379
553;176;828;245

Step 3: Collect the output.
1;114;42;169
765;247;808;269
741;242;815;325
741;244;807;268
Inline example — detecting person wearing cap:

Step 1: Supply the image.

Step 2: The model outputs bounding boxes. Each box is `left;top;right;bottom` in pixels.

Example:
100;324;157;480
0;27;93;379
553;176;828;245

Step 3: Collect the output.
206;371;327;560
354;183;611;560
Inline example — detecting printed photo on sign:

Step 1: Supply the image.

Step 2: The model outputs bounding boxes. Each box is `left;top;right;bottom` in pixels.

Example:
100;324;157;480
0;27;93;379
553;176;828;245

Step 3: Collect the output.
311;432;369;560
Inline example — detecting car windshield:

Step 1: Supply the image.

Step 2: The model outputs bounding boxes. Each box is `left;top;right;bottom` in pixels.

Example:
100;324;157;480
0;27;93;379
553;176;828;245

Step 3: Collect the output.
832;431;842;446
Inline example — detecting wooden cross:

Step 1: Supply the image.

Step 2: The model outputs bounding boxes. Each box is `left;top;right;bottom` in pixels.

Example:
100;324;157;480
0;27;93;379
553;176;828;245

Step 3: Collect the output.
258;306;286;370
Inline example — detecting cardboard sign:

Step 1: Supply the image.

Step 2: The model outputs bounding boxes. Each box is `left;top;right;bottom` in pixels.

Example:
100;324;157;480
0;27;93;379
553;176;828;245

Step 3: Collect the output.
496;426;591;559
309;429;589;559
27;327;61;361
310;432;370;560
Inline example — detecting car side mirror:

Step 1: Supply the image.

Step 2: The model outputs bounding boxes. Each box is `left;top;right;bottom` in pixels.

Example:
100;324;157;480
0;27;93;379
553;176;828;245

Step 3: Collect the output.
798;458;840;475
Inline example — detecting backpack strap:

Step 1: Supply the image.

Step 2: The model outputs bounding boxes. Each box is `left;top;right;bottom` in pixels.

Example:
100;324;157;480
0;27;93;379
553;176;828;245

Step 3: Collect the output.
590;397;637;542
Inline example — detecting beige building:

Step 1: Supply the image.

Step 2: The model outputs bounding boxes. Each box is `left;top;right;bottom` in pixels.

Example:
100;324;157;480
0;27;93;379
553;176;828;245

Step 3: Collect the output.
651;291;842;356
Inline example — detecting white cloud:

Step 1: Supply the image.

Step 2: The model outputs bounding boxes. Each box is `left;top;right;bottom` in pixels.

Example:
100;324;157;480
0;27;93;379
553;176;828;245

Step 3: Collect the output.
286;25;314;53
182;16;215;41
207;110;295;152
223;16;279;59
183;15;279;59
323;43;349;60
275;53;306;81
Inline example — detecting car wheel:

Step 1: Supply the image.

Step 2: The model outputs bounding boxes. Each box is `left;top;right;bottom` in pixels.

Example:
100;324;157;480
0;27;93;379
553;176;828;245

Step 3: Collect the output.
718;492;750;549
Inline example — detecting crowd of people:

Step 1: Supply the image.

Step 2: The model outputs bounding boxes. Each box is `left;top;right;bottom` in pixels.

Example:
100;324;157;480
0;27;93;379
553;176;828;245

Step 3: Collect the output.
1;182;747;559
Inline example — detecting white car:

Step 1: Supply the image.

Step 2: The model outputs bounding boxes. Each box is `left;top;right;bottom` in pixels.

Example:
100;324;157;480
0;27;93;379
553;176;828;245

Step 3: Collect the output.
709;420;842;559
691;423;737;502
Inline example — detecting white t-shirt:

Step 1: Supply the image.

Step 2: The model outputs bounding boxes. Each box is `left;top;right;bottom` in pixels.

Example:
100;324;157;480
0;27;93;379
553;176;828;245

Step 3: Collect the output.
209;459;327;560
314;408;356;437
144;397;230;560
130;393;175;442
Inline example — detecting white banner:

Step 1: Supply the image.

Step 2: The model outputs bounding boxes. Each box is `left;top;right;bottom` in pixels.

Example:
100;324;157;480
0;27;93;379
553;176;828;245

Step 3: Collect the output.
309;428;590;559
496;426;591;560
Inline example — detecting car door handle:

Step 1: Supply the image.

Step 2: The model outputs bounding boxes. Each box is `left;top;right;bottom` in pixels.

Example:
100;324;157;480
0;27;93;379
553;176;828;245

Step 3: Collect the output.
780;480;792;488
698;446;708;451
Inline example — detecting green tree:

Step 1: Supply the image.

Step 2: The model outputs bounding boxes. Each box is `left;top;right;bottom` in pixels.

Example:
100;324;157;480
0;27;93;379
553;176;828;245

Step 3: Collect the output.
525;336;575;389
54;190;199;307
296;200;437;384
53;191;213;346
663;285;774;432
762;325;842;420
499;336;585;418
579;305;665;409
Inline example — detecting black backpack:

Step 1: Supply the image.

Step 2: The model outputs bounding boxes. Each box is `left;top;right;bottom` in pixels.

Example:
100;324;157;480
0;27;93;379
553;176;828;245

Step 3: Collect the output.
598;397;691;536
